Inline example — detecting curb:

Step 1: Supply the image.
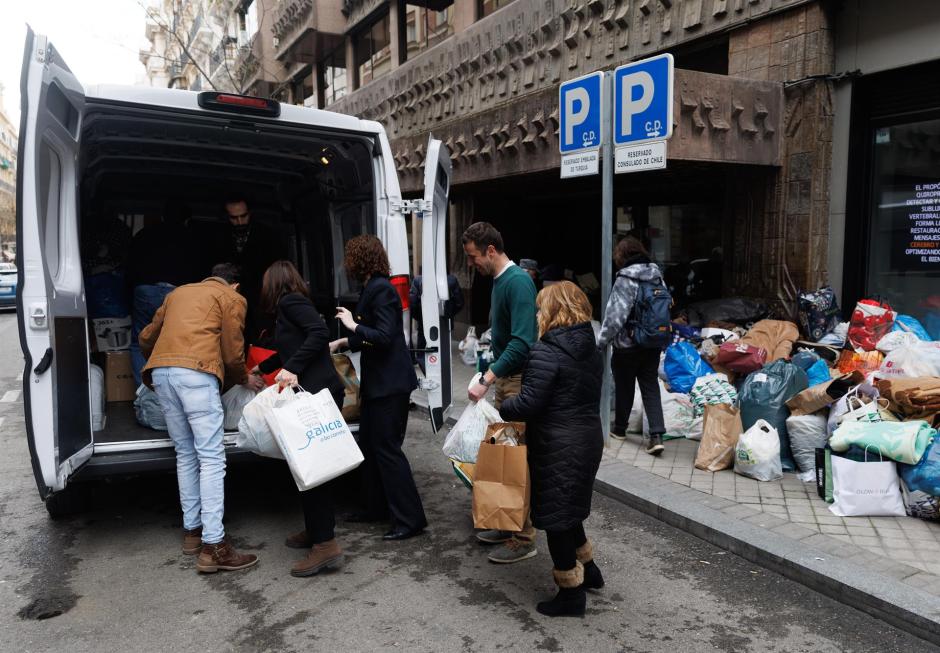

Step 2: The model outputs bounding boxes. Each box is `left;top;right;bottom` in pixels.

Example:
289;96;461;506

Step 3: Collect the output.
594;456;940;646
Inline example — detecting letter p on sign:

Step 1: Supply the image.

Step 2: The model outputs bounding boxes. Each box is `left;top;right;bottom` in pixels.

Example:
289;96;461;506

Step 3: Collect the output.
618;71;654;138
564;87;590;147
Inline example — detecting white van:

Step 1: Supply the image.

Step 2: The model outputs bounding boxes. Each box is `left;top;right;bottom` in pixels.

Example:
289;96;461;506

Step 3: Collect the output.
17;29;454;518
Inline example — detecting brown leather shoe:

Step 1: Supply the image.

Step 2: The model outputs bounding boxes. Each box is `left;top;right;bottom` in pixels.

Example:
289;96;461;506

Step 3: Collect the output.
290;539;344;578
284;530;313;549
182;527;202;555
196;541;258;573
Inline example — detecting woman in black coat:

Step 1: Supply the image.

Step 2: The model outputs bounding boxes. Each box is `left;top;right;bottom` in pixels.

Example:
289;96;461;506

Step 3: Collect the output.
499;281;605;618
330;235;427;541
252;260;346;578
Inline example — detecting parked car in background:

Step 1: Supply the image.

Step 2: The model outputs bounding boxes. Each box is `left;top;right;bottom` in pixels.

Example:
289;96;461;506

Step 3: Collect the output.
0;263;17;309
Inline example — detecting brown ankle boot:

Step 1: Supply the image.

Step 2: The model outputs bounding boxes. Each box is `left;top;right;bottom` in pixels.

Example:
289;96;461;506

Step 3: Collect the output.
290;539;344;578
196;541;258;573
284;530;313;549
182;527;203;555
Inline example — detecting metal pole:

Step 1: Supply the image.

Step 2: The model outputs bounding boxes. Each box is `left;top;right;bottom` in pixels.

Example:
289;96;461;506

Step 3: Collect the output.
600;71;614;443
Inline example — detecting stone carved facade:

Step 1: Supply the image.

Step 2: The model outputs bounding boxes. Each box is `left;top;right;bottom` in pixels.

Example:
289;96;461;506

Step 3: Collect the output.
342;0;388;30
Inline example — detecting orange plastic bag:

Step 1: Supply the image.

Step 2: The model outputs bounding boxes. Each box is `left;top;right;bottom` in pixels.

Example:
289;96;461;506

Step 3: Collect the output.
836;349;884;375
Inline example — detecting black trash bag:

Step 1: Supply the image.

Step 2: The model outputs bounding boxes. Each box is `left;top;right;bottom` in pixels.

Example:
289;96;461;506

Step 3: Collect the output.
682;297;769;327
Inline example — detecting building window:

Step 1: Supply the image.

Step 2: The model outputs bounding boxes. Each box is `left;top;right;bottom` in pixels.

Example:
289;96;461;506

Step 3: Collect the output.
238;0;258;47
479;0;516;18
405;4;454;59
320;47;347;107
355;12;392;86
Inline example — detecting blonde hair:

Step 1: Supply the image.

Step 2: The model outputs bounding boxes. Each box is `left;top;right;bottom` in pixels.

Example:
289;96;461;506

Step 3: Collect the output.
537;281;593;337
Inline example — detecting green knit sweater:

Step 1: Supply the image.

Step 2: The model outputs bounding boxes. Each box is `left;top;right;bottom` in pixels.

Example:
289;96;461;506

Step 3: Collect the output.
489;264;538;378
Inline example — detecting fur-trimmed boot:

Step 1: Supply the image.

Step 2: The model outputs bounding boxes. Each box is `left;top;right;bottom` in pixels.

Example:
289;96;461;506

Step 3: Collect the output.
536;562;586;618
576;540;605;590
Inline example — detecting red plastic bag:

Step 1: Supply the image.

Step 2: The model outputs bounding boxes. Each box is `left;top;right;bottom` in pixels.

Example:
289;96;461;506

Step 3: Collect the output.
246;345;279;386
714;342;768;375
847;299;895;352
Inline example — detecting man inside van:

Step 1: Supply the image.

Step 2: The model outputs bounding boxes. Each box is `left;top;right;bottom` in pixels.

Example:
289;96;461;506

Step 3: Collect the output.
220;198;284;343
140;263;265;573
461;221;539;564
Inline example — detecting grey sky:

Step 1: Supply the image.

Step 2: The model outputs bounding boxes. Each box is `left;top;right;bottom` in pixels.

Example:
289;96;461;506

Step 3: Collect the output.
0;0;148;127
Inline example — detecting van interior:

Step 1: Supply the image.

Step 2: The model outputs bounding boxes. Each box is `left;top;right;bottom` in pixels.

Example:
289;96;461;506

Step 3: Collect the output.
79;101;376;447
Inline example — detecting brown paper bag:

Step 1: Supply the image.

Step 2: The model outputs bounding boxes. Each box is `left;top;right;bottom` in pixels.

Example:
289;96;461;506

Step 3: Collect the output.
332;353;361;421
786;371;864;416
485;421;526;445
472;438;530;531
694;404;742;472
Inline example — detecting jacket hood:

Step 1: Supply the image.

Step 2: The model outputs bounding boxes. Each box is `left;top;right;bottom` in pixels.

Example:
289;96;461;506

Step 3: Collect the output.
617;261;663;283
543;322;598;362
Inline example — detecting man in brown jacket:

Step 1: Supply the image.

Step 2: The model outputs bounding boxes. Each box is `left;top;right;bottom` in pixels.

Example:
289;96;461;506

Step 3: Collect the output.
140;263;264;573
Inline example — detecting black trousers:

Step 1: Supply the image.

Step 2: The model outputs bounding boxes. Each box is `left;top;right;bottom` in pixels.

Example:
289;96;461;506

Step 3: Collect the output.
611;348;665;436
298;389;344;544
359;392;428;532
546;523;587;571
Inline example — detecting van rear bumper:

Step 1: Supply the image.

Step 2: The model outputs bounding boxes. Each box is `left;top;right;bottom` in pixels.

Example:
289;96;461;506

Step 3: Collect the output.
71;447;262;480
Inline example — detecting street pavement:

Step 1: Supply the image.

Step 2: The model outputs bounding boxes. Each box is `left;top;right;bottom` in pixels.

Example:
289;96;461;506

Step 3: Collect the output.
0;314;937;652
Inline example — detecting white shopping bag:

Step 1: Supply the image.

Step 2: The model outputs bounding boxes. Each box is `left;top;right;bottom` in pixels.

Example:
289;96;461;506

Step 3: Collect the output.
266;387;364;490
236;385;285;459
443;398;501;463
829;453;905;517
222;384;257;431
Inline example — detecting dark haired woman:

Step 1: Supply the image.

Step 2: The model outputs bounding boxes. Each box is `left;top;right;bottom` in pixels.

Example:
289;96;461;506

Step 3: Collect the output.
330;235;428;541
252;260;346;576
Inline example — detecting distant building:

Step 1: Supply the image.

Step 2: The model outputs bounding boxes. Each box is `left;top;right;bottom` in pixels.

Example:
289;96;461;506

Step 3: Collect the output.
0;84;17;259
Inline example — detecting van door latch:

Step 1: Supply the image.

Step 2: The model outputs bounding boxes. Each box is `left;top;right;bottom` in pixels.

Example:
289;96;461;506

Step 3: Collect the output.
391;199;430;215
28;304;48;330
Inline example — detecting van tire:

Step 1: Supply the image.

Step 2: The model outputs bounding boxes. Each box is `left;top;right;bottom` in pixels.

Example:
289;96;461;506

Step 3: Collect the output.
44;486;85;520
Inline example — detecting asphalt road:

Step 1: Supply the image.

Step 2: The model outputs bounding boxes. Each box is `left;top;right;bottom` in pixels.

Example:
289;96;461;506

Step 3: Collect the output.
0;313;936;653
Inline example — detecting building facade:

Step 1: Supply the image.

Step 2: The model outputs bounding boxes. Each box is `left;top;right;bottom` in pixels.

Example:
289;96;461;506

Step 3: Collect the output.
0;85;17;260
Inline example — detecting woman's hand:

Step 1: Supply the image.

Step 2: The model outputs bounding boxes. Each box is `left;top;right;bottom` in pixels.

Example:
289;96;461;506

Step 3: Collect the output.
275;369;299;389
335;307;357;332
329;338;348;354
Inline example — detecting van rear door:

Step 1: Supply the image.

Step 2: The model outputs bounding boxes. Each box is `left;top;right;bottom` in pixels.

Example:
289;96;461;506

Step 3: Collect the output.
17;28;92;498
419;136;453;431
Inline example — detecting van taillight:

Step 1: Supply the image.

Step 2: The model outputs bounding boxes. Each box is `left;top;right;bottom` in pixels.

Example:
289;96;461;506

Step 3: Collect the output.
197;92;281;117
391;275;410;311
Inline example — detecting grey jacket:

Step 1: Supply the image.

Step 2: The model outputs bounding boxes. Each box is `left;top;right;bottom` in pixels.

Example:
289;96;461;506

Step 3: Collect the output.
597;262;665;350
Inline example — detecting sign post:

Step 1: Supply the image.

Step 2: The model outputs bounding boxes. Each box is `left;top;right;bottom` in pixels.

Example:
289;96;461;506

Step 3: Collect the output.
600;71;614;444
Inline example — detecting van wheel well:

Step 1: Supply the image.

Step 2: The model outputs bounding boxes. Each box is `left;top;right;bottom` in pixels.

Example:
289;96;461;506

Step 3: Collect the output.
44;486;85;520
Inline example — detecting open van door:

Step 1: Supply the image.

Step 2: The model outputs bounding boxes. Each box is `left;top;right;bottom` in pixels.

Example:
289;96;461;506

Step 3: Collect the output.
419;136;452;432
17;28;92;501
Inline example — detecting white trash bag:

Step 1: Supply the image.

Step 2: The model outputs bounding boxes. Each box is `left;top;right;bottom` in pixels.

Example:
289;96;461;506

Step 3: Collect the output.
90;364;106;431
459;326;479;366
266;387;364;490
786;413;829;474
443;399;501;463
643;379;703;440
222;384;257;431
734;419;783;481
875;340;940;380
628;381;644;433
829;451;905;517
134;384;167;431
237;385;285;459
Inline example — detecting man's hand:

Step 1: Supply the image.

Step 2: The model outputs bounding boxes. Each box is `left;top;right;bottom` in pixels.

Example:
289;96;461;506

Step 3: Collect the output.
275;369;299;389
468;380;490;403
335;307;357;332
329;338;348;354
243;375;265;392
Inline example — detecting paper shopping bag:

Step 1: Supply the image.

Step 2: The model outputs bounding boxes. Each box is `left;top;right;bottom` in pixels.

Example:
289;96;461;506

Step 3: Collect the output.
694;404;742;472
472;440;530;531
266;387;364;490
332;353;361;421
828;453;905;517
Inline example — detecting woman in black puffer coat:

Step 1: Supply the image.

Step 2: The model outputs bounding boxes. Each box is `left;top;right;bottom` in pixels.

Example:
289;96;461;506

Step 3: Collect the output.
499;281;605;618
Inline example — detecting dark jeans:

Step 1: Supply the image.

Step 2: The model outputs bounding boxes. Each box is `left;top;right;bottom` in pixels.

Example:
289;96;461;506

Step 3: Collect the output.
131;283;176;386
546;522;587;571
298;389;345;544
358;392;428;532
611;348;665;437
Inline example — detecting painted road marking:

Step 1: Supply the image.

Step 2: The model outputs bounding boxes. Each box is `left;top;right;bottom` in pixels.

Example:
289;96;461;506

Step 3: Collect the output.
1;390;21;402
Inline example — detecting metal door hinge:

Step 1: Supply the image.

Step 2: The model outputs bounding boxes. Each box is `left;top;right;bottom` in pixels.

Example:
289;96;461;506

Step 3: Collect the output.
391;199;430;215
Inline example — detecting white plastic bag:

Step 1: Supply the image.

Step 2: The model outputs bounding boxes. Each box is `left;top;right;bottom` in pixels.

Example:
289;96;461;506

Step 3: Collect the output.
222;385;257;431
734;419;782;481
875;340;940;380
443;399;501;462
875;331;920;354
786;413;828;473
829;452;905;517
643;380;703;440
628;382;644;433
134;384;167;431
266;387;364;490
236;385;284;459
459;326;479;366
90;364;106;431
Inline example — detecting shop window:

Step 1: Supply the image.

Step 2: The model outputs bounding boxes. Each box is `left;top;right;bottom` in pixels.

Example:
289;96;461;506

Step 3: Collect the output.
648;204;724;304
320;47;347;107
479;0;516;18
405;4;455;59
237;0;259;47
866;118;940;337
355;12;392;86
670;36;729;75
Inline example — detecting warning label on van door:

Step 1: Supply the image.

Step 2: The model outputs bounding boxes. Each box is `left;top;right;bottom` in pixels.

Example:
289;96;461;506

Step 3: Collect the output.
615;141;667;174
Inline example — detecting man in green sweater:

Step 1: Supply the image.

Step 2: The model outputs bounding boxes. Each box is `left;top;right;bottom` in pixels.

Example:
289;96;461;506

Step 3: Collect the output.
462;221;539;564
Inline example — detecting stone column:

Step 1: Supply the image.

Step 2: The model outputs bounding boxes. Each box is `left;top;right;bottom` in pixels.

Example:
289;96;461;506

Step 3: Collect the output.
345;34;358;91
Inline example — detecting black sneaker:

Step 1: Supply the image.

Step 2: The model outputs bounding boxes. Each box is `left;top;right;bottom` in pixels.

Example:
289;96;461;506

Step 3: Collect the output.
644;434;665;456
609;430;627;441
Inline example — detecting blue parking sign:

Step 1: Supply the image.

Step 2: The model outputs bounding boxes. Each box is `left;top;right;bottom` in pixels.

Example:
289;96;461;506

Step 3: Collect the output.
614;53;674;146
559;72;603;153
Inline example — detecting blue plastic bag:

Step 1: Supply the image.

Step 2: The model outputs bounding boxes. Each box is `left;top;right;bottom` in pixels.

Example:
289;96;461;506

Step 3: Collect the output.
891;314;933;341
664;341;713;394
86;270;129;319
805;359;831;387
900;437;940;496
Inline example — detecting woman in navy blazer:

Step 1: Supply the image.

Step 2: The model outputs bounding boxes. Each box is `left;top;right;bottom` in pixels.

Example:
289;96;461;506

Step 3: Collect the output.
331;235;427;540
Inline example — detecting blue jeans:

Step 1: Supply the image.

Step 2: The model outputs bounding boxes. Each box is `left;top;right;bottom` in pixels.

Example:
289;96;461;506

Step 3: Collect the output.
151;367;226;544
131;283;176;386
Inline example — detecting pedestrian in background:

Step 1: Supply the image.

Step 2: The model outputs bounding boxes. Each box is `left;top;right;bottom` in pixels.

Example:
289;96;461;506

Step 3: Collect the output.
253;260;346;577
597;236;667;455
462;221;539;563
499;281;605;618
331;235;428;541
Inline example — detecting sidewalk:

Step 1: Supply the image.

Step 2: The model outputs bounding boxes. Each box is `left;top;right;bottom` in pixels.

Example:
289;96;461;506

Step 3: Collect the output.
414;340;940;643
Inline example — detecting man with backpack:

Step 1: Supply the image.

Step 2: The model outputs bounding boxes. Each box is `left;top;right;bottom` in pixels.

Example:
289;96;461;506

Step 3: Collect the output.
597;237;672;455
